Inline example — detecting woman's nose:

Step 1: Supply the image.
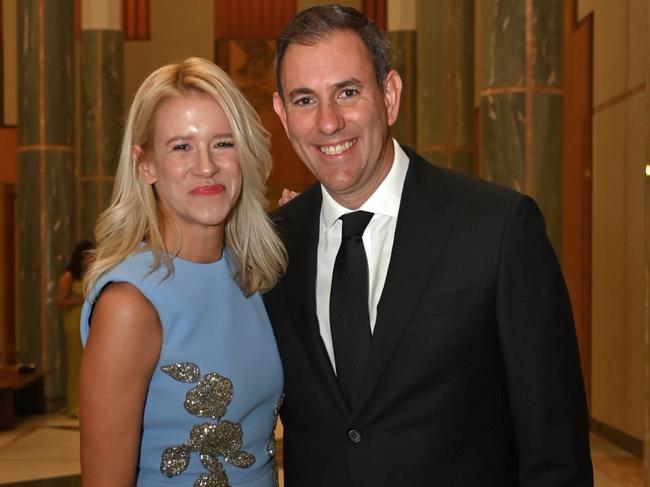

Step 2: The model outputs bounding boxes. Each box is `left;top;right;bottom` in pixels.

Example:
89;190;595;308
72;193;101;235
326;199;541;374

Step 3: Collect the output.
193;148;219;177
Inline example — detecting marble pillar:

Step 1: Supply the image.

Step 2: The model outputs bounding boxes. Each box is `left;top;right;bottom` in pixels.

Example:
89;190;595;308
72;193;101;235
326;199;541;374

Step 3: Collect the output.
479;0;563;249
416;0;474;172
387;0;416;147
17;0;75;409
80;0;123;240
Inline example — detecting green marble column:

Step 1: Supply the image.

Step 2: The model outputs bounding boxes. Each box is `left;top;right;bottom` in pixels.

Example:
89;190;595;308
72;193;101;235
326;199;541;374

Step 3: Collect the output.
480;0;563;249
416;0;474;172
80;2;123;240
17;0;75;409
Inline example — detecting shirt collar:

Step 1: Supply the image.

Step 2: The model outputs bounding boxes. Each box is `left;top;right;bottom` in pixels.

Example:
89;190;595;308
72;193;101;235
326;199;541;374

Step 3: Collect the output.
321;139;409;229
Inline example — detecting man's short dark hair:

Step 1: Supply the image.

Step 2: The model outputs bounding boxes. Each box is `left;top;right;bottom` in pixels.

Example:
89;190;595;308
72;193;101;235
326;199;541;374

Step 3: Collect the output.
275;4;390;99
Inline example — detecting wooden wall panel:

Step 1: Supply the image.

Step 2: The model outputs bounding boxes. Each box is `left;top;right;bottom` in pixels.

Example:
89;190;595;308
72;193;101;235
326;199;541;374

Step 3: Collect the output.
75;0;80;39
214;0;297;40
0;183;15;366
0;127;16;183
123;0;150;40
562;0;592;397
362;0;387;31
0;3;15;366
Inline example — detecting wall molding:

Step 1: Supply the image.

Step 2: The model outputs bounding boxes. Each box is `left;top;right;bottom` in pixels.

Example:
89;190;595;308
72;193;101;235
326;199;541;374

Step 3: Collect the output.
591;418;643;457
593;82;646;115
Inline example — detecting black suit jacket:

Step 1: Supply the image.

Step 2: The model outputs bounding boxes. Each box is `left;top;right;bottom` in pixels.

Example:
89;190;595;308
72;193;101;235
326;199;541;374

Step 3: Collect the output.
264;147;592;486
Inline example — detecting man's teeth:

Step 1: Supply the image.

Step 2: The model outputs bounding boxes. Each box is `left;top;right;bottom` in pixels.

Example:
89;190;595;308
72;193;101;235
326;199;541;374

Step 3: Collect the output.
320;139;355;155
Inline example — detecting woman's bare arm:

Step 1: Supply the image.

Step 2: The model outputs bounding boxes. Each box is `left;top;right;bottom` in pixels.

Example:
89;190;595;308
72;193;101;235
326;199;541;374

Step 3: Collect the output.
79;282;162;487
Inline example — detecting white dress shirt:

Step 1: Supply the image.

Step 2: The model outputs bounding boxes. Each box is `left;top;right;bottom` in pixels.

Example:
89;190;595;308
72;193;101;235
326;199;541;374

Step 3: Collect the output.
316;139;409;370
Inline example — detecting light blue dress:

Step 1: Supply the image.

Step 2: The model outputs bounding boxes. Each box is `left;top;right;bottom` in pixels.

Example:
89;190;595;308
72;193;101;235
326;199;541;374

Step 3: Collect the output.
81;248;283;487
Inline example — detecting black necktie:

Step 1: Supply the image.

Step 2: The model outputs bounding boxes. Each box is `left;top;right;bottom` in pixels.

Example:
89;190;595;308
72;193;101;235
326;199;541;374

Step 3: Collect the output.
330;211;374;408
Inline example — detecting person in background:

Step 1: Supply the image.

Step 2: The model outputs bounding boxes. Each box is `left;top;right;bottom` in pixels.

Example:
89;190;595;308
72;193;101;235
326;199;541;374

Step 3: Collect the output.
264;4;592;486
79;57;286;487
56;239;94;418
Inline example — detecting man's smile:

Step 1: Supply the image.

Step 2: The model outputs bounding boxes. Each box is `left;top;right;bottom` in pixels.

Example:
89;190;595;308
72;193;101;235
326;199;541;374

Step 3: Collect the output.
318;138;357;156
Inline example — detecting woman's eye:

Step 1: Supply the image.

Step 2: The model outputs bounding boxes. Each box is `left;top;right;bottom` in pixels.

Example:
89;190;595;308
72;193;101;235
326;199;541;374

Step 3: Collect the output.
173;143;190;151
215;141;235;149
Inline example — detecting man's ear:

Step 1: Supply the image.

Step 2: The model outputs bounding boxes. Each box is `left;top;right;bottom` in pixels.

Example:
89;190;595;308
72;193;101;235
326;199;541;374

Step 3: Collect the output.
134;145;157;184
383;69;403;127
273;92;290;137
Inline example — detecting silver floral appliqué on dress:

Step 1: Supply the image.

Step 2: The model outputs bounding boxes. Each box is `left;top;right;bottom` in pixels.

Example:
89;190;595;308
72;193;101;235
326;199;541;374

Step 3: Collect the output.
266;394;284;487
159;362;255;486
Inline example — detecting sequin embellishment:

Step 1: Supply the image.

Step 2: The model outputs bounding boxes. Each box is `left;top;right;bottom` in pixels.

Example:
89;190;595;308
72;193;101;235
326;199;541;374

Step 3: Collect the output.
267;394;284;487
160;362;255;486
184;373;233;420
161;362;201;383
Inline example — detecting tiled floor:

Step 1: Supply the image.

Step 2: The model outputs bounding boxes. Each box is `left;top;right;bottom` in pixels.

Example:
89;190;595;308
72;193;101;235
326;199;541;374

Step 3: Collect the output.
0;414;643;486
0;414;80;485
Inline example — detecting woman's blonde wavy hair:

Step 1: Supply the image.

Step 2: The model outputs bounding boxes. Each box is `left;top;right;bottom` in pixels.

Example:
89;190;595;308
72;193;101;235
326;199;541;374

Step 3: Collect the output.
84;57;286;297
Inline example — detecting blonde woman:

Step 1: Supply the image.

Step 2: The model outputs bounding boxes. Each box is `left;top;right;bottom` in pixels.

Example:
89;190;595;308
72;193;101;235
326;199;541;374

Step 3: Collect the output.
80;57;286;487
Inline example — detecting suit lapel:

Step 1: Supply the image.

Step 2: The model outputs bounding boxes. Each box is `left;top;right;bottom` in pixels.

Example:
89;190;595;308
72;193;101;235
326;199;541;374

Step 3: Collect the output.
352;153;455;418
282;186;349;415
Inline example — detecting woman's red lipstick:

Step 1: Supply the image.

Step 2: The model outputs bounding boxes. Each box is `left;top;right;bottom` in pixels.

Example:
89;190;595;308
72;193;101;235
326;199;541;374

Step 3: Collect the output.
191;184;224;195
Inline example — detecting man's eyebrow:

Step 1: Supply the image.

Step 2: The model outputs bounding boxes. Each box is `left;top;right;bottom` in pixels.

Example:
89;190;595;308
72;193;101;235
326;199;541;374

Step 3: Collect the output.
287;78;364;100
333;78;363;90
287;87;315;99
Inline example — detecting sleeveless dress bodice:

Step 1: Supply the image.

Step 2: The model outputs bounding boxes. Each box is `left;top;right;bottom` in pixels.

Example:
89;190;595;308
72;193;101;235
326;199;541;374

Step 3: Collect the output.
81;249;283;487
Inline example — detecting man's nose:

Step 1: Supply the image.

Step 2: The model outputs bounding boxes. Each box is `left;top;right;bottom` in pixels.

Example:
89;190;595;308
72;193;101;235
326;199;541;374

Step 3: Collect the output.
317;100;345;135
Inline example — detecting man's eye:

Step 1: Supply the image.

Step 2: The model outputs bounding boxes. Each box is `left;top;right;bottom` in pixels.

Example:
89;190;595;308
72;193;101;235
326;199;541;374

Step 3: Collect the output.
173;143;190;151
294;97;313;106
340;88;358;98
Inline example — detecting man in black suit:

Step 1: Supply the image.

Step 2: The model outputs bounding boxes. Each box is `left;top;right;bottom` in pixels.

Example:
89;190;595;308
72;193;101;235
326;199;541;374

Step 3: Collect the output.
264;5;592;486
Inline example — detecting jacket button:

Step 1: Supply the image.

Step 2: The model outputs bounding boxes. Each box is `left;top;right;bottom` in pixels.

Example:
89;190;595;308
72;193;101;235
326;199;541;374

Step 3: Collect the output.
348;429;362;443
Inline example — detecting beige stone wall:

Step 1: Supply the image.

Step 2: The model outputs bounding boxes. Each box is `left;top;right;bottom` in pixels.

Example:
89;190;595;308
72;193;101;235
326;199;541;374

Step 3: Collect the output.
81;0;120;30
123;0;214;110
387;0;415;30
581;0;647;440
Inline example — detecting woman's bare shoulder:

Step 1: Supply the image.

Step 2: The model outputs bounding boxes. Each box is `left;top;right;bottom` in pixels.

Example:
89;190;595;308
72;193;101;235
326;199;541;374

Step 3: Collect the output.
90;282;160;337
